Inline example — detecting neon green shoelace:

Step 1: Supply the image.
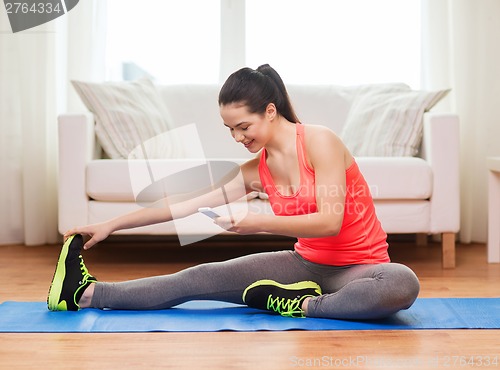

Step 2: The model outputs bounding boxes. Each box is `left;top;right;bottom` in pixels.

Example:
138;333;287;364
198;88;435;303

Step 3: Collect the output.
78;255;95;284
266;294;313;318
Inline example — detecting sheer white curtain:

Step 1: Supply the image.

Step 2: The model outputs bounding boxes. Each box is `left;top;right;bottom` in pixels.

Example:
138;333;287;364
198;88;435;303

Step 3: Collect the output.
0;0;106;245
422;0;500;243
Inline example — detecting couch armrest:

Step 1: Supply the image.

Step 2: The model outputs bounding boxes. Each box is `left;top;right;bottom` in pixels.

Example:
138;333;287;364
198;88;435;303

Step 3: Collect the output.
421;112;460;233
58;113;95;234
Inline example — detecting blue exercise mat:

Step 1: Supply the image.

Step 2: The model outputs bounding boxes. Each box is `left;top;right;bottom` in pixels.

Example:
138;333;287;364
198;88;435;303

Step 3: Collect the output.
0;298;499;333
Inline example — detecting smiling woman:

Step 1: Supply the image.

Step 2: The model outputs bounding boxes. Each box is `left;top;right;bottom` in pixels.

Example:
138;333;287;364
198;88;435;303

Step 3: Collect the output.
105;0;421;86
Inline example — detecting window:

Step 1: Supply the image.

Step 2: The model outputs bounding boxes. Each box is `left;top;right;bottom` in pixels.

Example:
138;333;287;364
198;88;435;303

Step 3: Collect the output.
106;0;421;88
105;0;220;83
246;0;421;88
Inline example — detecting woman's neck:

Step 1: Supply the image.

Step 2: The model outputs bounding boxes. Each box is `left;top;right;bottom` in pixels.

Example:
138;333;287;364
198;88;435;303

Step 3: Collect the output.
264;117;297;157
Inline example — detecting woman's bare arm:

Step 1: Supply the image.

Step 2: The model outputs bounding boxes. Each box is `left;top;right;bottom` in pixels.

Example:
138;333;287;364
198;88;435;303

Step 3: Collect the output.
66;158;261;249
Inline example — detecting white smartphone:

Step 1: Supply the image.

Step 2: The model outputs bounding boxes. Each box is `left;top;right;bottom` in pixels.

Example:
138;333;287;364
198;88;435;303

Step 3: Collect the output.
198;207;220;219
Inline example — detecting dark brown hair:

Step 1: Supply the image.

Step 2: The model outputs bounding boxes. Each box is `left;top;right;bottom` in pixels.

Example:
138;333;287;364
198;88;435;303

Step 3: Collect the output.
218;64;299;123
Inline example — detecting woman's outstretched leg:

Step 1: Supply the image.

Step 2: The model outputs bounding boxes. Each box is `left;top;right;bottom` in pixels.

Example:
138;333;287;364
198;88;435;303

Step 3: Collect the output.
90;249;323;310
48;234;320;311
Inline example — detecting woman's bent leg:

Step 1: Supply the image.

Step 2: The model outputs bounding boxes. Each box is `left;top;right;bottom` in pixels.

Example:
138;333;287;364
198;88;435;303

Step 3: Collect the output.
90;250;318;310
307;263;420;320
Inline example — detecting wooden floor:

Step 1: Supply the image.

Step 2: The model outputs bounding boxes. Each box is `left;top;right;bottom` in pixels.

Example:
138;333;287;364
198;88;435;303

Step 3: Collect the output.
1;236;499;369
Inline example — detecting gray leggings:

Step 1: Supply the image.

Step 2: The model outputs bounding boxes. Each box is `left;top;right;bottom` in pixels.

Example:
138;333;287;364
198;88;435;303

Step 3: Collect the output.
90;250;420;320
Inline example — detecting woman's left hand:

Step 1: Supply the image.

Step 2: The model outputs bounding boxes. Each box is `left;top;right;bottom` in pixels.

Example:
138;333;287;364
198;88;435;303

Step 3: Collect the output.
214;211;266;235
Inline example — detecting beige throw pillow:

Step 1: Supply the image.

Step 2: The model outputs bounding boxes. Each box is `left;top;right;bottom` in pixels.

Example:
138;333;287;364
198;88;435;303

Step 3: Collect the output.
72;79;183;159
341;86;450;156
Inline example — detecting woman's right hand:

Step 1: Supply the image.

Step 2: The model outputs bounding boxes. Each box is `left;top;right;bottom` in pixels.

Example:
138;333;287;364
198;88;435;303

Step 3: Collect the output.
64;222;113;250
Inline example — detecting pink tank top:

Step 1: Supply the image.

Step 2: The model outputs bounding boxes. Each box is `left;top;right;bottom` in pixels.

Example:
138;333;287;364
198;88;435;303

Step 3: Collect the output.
258;124;389;266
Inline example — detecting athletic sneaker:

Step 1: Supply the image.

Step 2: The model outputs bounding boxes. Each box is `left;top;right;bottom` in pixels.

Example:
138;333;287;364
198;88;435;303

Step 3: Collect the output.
47;234;97;311
242;279;322;318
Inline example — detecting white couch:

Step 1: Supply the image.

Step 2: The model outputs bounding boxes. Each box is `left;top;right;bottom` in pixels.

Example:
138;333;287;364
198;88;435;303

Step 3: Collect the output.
58;84;460;268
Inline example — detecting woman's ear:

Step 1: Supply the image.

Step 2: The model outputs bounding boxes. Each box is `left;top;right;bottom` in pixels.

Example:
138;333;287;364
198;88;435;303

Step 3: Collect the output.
265;103;277;121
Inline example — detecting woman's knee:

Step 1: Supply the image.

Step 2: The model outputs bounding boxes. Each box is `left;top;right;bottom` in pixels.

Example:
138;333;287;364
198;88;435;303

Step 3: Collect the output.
387;263;420;308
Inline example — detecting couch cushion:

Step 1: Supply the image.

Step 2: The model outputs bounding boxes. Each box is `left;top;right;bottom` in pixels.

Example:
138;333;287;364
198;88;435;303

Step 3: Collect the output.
87;157;432;202
356;157;432;199
373;200;430;233
86;158;249;202
87;160;134;201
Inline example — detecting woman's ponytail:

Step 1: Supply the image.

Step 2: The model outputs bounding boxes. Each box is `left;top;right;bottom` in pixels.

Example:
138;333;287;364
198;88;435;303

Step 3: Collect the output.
219;64;299;123
256;64;299;123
